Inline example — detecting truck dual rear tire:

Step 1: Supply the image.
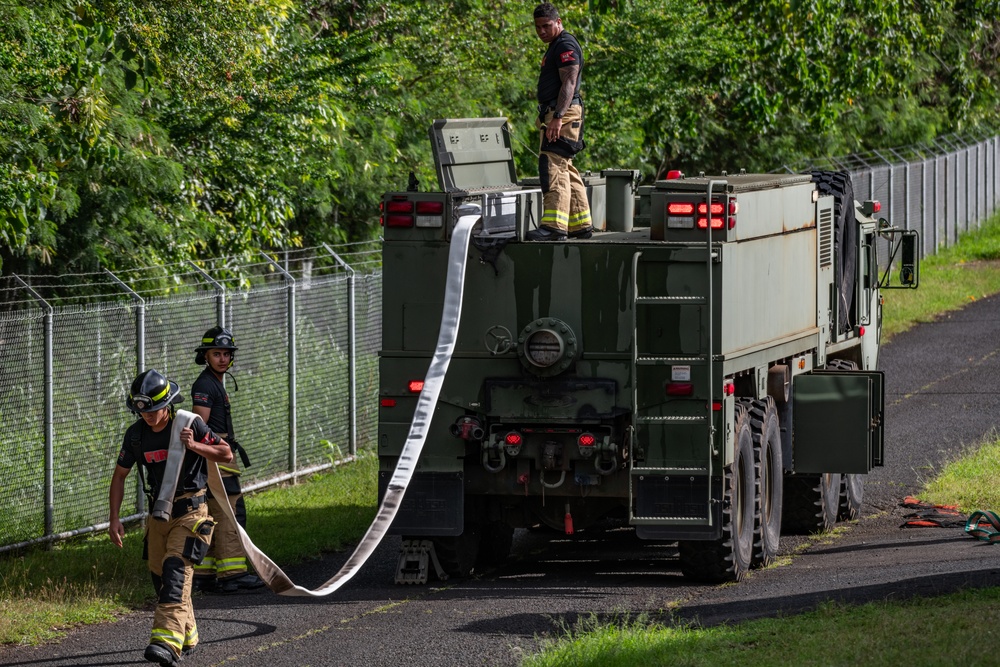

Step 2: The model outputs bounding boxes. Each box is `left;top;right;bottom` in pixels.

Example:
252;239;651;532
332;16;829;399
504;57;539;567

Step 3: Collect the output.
749;397;782;567
678;403;756;582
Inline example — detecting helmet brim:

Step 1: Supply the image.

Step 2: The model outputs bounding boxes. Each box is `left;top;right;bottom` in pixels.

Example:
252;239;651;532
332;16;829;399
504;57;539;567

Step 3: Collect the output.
127;381;183;413
194;344;239;353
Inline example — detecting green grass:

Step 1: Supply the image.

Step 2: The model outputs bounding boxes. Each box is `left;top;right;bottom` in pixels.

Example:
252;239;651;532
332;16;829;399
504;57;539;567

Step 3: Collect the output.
4;214;1000;654
522;589;1000;667
921;431;1000;513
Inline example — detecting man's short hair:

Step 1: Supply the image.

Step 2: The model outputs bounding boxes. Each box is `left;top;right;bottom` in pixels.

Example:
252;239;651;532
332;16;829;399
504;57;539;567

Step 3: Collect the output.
534;3;560;20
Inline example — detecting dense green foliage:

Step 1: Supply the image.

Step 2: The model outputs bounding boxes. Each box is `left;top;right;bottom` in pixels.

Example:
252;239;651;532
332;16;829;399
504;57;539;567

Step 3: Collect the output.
2;1;998;275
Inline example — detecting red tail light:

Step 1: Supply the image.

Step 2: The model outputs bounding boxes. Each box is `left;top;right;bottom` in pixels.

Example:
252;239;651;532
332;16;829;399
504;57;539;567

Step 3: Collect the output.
578;433;596;447
668;202;695;215
387;200;414;213
408;380;424;393
696;197;737;230
387;215;414;227
380;398;396;407
504;431;522;446
384;198;415;227
416;201;444;214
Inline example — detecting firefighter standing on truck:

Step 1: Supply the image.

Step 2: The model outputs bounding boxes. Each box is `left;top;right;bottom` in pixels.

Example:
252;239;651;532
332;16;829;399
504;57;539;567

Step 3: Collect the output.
527;2;592;241
108;369;232;667
190;326;265;593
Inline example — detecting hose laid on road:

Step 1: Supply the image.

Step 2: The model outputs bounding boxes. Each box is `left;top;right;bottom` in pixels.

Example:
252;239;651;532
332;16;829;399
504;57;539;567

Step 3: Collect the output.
965;510;1000;544
170;214;480;596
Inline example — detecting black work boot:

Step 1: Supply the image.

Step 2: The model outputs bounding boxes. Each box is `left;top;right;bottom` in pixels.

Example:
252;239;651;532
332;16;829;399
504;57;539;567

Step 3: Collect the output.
525;226;567;241
234;573;266;589
144;642;179;666
192;577;216;594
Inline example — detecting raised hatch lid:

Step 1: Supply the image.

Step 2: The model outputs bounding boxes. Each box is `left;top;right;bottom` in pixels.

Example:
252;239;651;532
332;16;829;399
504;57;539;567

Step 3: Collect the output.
430;118;518;193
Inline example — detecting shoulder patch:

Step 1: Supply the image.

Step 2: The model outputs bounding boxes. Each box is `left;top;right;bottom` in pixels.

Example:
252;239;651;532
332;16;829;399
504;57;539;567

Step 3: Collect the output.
559;51;576;64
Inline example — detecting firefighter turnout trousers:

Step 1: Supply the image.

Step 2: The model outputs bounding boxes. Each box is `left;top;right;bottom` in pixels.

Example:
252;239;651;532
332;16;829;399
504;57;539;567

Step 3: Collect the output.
193;469;248;585
146;492;214;658
536;104;592;236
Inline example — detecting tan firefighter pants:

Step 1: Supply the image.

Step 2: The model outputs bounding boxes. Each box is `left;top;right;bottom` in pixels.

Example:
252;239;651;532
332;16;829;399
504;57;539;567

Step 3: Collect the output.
193;470;248;585
536;104;592;235
146;493;214;657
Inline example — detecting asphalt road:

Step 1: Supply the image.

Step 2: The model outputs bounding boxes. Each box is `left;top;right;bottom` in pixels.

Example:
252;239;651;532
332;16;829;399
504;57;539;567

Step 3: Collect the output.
4;293;1000;667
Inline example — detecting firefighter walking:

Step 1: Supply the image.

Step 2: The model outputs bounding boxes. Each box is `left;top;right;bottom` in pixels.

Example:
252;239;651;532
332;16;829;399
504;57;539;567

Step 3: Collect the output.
108;369;233;666
190;326;265;593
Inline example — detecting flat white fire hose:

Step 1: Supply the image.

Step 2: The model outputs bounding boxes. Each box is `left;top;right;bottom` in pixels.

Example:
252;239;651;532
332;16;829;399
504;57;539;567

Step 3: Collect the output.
167;214;479;596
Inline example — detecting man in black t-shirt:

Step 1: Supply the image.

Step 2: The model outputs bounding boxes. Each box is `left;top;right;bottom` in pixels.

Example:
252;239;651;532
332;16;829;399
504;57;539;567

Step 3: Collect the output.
109;369;232;667
527;3;593;242
190;326;264;594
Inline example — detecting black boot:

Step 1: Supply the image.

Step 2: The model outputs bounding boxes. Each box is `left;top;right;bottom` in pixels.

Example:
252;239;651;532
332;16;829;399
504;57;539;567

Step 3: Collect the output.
144;642;179;666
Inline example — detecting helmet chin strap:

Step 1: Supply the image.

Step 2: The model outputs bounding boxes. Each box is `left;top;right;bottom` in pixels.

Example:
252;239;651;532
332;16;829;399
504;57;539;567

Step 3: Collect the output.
226;369;239;392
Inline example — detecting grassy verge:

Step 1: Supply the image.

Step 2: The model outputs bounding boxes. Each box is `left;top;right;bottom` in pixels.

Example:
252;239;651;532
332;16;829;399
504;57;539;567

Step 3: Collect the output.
522;589;1000;667
3;215;1000;653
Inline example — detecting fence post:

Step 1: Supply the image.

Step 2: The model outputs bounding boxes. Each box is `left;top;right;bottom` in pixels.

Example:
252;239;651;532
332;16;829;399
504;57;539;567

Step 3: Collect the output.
15;276;54;541
105;269;148;512
322;243;357;457
187;261;226;328
263;253;297;474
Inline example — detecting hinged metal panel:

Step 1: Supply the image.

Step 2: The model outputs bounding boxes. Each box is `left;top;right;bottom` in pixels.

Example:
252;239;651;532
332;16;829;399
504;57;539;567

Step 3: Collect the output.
429;118;518;192
791;370;884;473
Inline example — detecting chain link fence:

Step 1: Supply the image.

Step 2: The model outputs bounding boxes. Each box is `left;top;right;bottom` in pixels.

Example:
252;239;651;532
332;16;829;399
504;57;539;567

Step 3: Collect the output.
0;242;381;552
2;133;999;553
783;133;1000;258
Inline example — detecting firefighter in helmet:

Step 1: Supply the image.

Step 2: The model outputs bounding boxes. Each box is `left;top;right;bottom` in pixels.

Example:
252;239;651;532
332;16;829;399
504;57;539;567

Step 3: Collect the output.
109;369;232;666
190;326;264;593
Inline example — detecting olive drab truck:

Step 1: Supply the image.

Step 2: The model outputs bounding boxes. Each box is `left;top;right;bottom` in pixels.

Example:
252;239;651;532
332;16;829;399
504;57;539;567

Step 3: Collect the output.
377;117;919;584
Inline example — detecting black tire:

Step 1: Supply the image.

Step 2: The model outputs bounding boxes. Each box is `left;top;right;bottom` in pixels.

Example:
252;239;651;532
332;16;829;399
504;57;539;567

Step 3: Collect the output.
748;396;783;568
811;170;857;334
678;404;756;583
431;524;481;578
839;473;865;521
782;472;841;534
476;521;514;569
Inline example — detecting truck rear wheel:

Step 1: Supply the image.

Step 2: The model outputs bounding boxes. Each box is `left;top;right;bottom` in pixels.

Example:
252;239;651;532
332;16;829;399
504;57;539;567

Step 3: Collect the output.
431;524;481;578
782;472;841;534
476;521;514;569
839;474;864;521
749;397;782;567
678;404;756;583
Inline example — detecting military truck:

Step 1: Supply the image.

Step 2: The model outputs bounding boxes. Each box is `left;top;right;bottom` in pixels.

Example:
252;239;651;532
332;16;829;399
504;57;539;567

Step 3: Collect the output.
377;118;918;583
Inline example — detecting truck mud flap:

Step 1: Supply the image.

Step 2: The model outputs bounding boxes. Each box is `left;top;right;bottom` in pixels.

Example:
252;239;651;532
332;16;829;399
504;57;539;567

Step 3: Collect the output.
634;477;723;541
378;471;464;536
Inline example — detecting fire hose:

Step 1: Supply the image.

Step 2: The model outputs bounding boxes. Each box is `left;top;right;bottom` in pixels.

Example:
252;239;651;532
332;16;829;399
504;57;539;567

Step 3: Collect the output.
165;213;480;596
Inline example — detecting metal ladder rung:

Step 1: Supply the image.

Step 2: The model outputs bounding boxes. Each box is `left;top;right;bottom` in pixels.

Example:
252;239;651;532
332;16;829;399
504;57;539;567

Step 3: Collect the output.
636;355;707;365
631;516;711;526
635;295;706;304
636;415;708;424
631;467;709;476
